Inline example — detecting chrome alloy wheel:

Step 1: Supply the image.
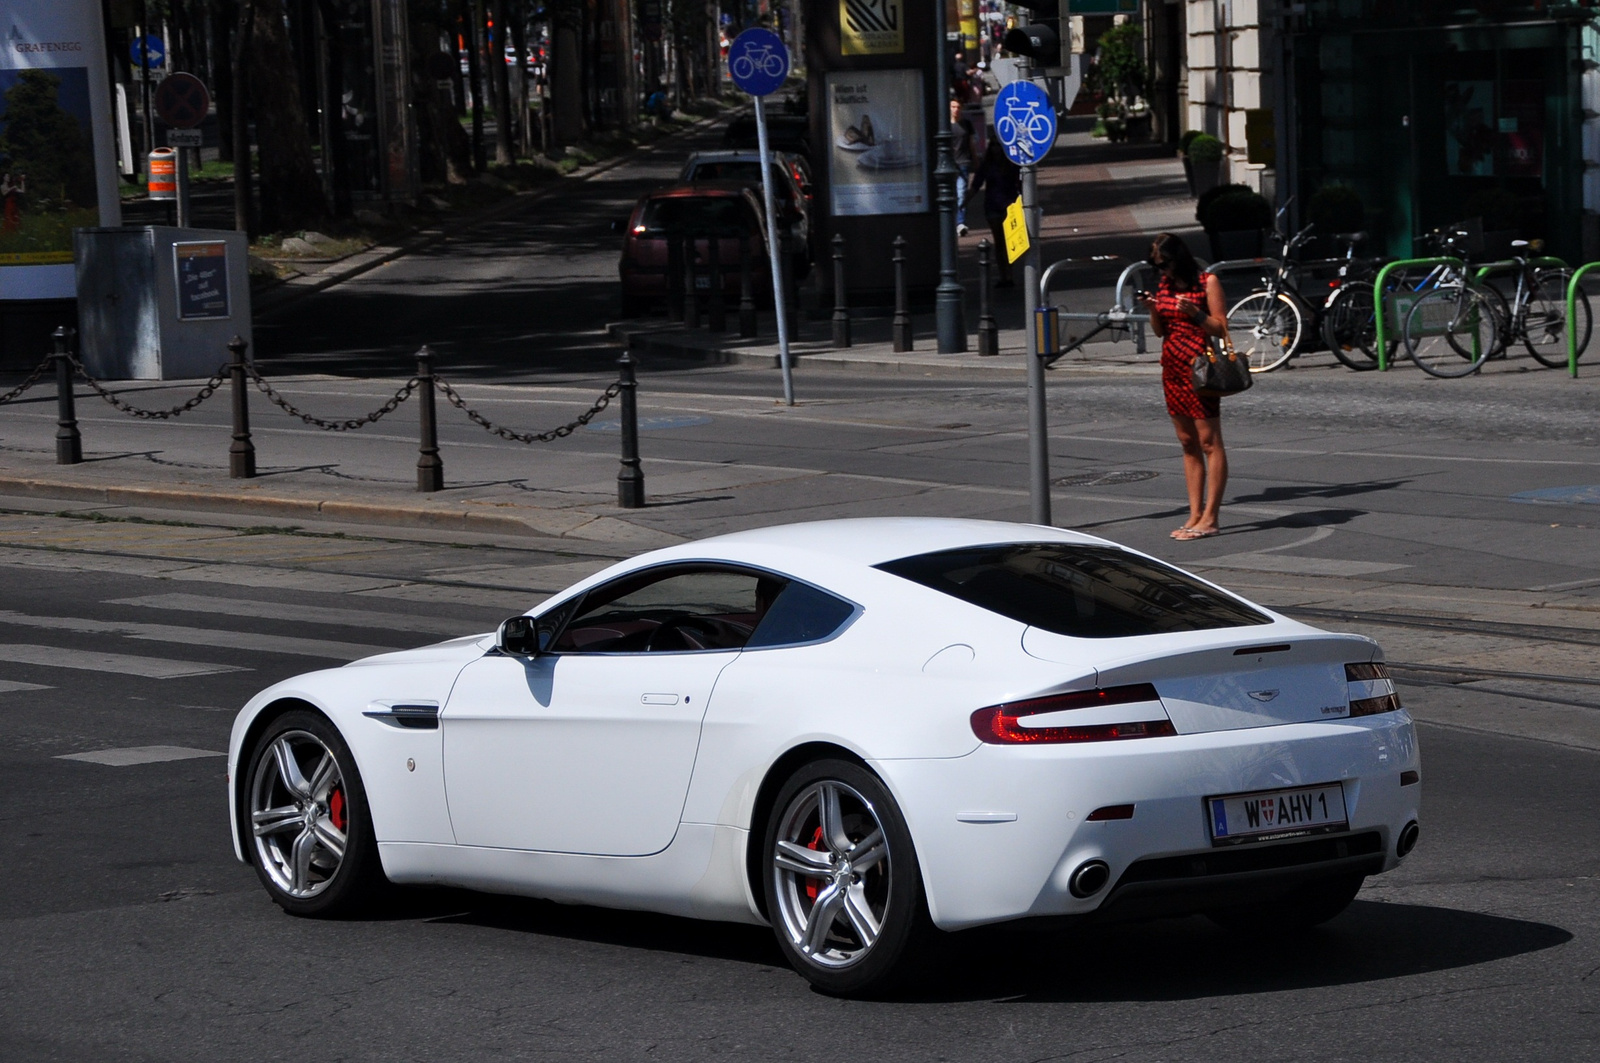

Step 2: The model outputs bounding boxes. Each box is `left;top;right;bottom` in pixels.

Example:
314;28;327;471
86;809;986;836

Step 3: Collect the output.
771;780;891;969
249;731;349;899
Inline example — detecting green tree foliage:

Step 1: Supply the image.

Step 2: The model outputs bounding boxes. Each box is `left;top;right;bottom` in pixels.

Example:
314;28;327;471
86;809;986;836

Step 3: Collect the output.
0;70;95;209
1094;22;1146;107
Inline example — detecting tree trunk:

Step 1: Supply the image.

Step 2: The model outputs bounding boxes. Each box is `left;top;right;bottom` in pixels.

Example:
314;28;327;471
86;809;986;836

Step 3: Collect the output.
491;0;514;164
314;0;351;217
230;0;256;233
550;16;584;144
249;0;329;232
509;0;530;154
467;0;486;171
411;0;472;184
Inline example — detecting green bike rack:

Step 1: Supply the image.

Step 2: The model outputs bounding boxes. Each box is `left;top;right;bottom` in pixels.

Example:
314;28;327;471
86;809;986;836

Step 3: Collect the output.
1372;257;1464;370
1471;256;1567;284
1567;262;1600;378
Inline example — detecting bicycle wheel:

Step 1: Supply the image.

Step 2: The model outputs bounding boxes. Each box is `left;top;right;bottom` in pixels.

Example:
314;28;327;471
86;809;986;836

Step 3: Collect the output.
1227;292;1302;372
1321;283;1378;370
1460;283;1509;360
1405;286;1494;378
1525;270;1593;368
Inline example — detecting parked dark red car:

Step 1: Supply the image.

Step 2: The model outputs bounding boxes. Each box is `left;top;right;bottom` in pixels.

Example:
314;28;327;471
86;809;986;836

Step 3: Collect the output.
617;184;772;319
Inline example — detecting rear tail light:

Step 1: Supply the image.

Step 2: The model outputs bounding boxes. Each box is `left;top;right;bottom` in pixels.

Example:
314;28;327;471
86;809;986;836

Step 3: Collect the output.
1345;662;1391;682
971;684;1175;744
1350;692;1402;717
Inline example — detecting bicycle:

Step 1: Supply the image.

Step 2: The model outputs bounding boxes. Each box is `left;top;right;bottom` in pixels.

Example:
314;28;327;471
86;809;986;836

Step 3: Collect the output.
1224;222;1316;373
1481;239;1593;370
1401;229;1508;378
1319;231;1389;371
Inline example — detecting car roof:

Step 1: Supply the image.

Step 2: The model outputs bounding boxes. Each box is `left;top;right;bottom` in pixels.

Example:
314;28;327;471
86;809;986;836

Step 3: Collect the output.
642;182;757;201
686;518;1106;567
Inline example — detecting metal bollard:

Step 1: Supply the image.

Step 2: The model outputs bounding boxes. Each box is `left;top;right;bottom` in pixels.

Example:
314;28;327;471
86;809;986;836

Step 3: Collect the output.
415;346;443;492
666;236;685;322
892;236;913;352
831;233;851;348
738;233;757;338
227;335;256;477
616;351;645;508
977;239;999;357
707;234;726;333
52;326;81;465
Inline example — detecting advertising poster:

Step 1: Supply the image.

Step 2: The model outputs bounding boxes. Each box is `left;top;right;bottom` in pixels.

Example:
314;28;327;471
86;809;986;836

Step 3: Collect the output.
0;0;121;299
840;0;903;57
827;70;927;217
1443;80;1495;178
173;240;230;321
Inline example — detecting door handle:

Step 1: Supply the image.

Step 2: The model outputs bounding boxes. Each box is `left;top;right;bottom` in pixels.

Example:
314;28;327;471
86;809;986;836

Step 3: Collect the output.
640;693;681;705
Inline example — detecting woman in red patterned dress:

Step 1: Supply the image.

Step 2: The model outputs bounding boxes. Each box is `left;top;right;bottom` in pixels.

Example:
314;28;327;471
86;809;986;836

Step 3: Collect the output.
1137;233;1230;540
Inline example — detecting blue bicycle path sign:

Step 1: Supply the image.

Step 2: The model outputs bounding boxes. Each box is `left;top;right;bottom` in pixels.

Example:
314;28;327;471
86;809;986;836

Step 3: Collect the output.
727;28;789;98
994;80;1057;166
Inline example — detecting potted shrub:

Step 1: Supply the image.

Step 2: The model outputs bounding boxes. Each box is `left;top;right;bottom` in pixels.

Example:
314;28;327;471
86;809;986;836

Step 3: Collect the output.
1196;182;1252;230
1203;187;1274;260
1186;133;1224;197
1178;129;1203;193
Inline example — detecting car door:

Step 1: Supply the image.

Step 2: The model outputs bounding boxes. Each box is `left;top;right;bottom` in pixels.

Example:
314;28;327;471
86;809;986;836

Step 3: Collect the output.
441;565;779;856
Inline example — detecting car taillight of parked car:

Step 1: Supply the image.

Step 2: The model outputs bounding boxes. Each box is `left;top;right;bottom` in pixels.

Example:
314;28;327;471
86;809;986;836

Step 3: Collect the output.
970;684;1175;744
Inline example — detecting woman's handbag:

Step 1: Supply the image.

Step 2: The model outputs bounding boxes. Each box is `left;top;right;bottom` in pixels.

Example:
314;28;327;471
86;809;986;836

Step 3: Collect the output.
1192;333;1253;397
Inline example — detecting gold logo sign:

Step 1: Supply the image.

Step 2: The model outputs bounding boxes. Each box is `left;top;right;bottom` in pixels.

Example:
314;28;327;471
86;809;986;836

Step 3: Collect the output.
841;0;903;56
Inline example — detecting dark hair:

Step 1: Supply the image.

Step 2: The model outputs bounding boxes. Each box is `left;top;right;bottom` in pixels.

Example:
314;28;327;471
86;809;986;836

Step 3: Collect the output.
1150;232;1202;292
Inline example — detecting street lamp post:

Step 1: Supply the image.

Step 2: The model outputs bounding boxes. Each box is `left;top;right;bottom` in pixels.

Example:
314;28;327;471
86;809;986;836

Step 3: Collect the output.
933;0;967;352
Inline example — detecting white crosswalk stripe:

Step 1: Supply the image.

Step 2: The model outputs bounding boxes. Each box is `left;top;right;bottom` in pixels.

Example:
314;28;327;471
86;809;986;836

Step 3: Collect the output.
104;593;481;637
57;746;225;766
0;679;52;694
0;644;245;679
0;610;401;661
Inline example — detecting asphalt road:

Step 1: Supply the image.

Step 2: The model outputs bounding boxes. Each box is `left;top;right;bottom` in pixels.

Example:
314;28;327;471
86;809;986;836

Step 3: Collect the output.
0;517;1596;1062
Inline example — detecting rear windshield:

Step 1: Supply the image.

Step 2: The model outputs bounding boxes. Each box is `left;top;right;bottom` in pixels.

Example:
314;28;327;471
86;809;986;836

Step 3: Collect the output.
637;196;754;235
876;543;1270;639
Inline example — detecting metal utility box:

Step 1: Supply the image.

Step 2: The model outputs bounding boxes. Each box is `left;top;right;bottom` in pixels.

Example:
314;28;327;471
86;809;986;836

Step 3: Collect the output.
74;226;252;380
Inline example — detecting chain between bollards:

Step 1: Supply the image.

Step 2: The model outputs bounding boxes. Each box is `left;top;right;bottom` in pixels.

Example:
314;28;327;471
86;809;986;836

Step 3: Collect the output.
616;351;645;508
977;239;999;357
832;232;851;349
228;335;256;477
416;346;444;492
53;326;81;465
892;236;913;352
738;233;757;338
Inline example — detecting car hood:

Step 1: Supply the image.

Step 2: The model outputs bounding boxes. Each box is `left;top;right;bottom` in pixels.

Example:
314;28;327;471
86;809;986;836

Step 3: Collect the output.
344;632;495;668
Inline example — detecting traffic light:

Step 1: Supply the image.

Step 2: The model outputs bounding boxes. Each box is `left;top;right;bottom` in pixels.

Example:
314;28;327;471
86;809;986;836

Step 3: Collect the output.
1002;0;1067;70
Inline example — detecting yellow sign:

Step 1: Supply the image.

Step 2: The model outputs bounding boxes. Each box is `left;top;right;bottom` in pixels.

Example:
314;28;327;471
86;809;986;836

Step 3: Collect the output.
841;0;904;56
1003;197;1030;263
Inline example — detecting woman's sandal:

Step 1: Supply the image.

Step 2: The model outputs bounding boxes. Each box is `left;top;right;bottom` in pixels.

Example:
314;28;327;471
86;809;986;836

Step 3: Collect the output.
1174;526;1220;541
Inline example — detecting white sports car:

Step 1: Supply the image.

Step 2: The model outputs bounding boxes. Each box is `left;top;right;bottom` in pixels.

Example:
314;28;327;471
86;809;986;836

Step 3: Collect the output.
228;518;1421;994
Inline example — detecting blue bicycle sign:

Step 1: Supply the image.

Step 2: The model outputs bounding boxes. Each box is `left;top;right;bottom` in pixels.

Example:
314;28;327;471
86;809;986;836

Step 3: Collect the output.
994;80;1057;166
727;28;789;97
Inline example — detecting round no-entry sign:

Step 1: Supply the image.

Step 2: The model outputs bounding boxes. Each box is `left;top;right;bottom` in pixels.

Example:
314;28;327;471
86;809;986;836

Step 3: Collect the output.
155;73;211;130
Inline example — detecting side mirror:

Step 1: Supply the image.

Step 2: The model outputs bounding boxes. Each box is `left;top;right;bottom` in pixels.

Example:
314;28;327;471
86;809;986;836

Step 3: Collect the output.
497;615;540;657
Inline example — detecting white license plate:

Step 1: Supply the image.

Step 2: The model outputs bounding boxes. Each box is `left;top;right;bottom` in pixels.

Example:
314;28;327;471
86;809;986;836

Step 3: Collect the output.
694;276;712;289
1206;783;1348;846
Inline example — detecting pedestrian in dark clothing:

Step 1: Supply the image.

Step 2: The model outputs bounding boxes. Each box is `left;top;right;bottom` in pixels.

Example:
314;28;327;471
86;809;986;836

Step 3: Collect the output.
963;133;1020;286
950;98;975;235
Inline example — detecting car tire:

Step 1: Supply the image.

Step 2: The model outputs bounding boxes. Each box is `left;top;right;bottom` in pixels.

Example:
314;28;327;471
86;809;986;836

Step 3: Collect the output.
1207;872;1365;934
244;709;385;918
760;758;934;996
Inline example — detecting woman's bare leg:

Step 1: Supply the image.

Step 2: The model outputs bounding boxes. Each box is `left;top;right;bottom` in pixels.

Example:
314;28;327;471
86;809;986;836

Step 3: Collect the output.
1193;416;1227;530
1170;415;1205;530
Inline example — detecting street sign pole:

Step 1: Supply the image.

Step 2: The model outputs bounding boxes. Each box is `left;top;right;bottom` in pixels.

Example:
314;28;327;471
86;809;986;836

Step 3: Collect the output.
994;71;1058;526
728;27;795;406
755;94;794;406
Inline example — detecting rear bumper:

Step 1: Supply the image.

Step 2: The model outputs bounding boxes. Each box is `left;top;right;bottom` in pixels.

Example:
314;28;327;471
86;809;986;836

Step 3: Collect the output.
877;713;1420;931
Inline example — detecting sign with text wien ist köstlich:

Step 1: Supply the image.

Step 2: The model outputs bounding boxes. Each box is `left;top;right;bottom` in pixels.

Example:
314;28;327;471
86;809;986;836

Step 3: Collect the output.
173;240;230;320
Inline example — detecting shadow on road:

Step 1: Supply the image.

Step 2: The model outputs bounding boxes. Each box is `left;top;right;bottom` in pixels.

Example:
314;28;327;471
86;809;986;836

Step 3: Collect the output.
374;888;1569;1003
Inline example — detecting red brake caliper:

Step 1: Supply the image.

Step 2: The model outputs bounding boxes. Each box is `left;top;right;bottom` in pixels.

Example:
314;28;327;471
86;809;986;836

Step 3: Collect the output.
804;825;824;901
329;788;347;832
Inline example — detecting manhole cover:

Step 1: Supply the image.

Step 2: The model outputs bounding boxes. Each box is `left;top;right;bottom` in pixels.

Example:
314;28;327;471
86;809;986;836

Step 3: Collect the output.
587;415;712;432
1053;469;1158;487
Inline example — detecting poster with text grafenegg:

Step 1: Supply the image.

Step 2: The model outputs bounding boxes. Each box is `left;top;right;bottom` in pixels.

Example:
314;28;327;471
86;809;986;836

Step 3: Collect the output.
1;0;120;299
840;0;903;56
827;70;927;217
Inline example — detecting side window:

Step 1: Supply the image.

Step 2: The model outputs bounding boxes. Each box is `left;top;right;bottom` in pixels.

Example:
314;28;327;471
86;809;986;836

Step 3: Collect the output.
745;581;858;649
548;567;785;654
